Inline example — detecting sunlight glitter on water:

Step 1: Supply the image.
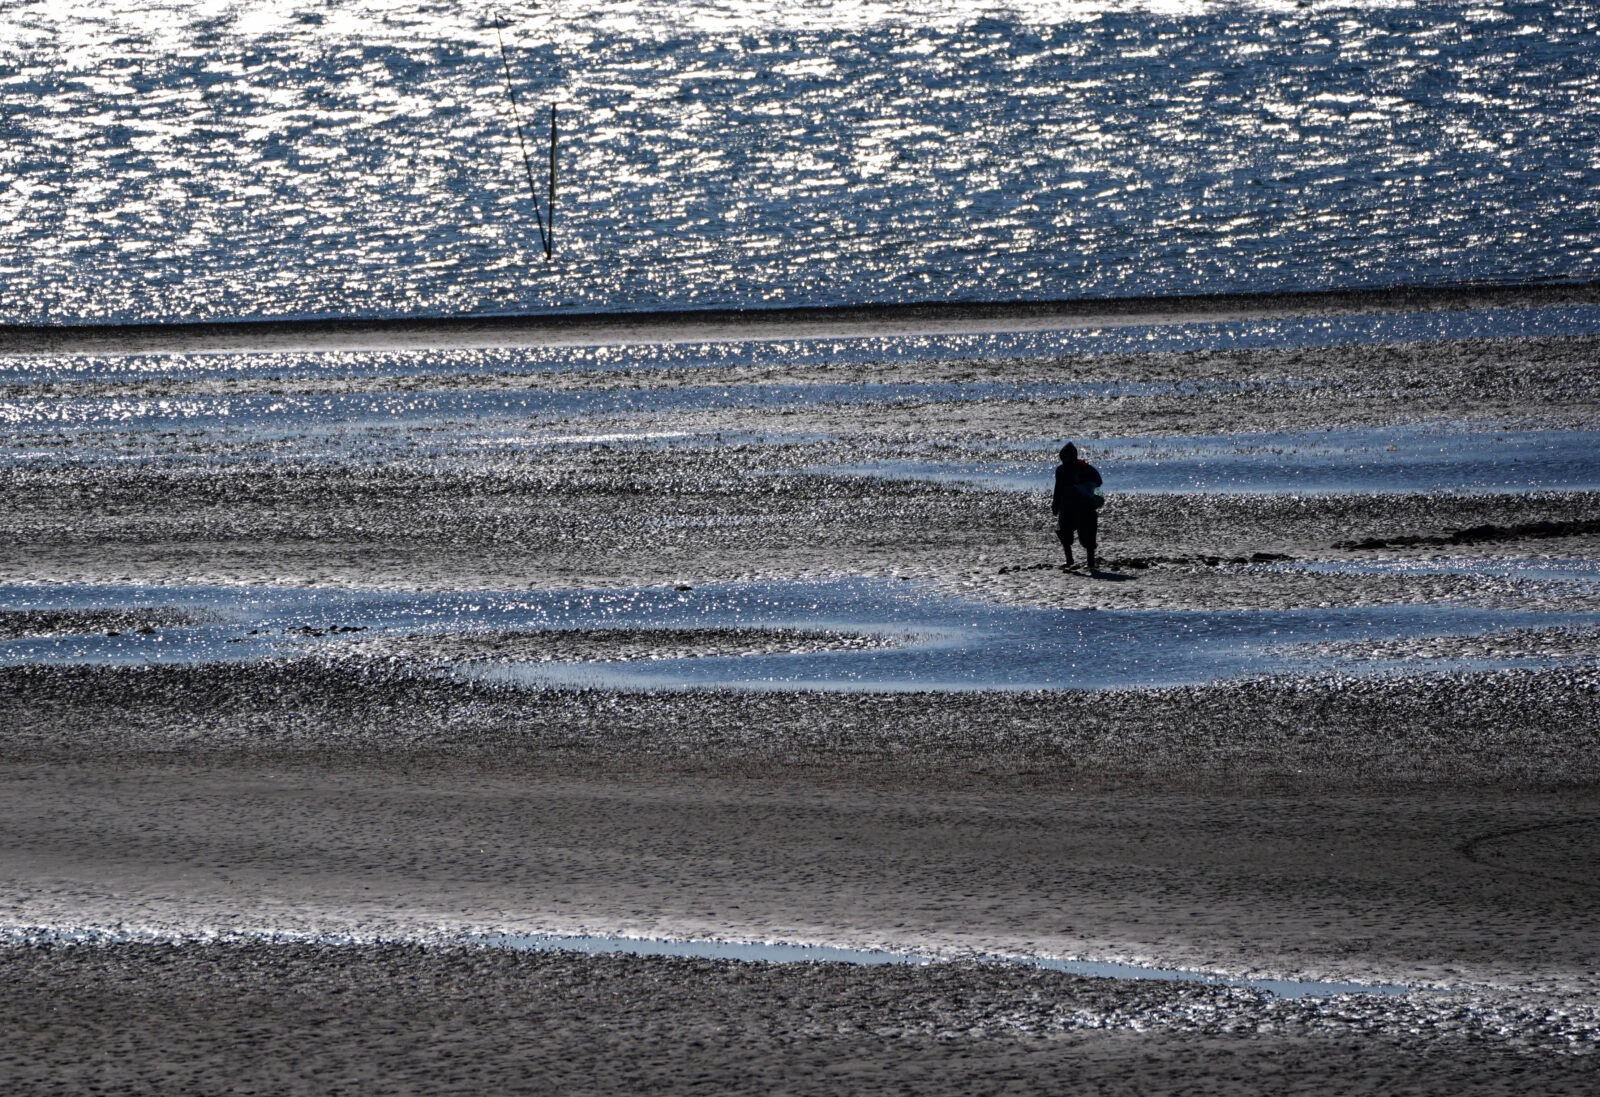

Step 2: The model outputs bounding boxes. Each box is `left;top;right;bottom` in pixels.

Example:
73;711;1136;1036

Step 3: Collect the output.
0;378;1288;465
841;426;1600;496
4;577;1596;690
5;304;1600;386
2;1;1595;322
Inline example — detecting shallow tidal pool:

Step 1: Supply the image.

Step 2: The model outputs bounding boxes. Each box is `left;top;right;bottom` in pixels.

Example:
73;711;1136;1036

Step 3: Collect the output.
4;570;1597;691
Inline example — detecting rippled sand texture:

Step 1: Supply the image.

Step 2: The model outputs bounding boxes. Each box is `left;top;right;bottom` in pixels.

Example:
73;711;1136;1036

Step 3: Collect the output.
3;1;1598;322
6;943;1600;1096
4;667;1600;1094
3;324;1600;1092
5;332;1597;606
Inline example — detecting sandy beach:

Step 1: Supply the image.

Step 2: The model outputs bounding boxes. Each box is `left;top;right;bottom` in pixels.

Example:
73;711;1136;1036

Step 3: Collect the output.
5;334;1598;604
2;328;1598;1092
2;280;1595;356
3;661;1598;1092
5;941;1599;1096
9;0;1600;1086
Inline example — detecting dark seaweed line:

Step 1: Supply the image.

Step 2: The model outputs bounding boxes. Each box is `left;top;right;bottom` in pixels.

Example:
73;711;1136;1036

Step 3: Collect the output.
1336;519;1600;551
3;279;1599;355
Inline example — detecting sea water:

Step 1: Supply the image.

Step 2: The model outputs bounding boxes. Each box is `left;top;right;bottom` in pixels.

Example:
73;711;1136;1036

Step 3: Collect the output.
1;0;1597;324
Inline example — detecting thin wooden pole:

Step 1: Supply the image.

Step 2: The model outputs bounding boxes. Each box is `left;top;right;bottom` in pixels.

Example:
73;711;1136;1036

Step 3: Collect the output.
547;103;556;260
493;13;549;257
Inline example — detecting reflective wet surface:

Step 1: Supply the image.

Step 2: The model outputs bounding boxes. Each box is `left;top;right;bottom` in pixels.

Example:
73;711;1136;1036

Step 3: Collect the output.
3;1;1597;322
0;377;1264;467
1;923;1409;999
7;305;1600;388
5;315;1600;491
1287;555;1600;582
845;426;1600;496
477;932;1409;999
5;574;1597;689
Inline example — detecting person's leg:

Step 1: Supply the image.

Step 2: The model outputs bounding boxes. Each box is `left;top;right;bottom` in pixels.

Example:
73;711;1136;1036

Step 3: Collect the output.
1055;526;1075;566
1079;514;1098;571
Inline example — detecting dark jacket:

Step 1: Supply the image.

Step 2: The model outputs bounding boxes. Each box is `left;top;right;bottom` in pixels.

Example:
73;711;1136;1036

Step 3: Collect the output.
1052;459;1103;516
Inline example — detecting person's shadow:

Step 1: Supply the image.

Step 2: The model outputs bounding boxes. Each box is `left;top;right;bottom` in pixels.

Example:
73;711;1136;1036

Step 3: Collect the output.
1089;567;1136;581
1061;564;1136;581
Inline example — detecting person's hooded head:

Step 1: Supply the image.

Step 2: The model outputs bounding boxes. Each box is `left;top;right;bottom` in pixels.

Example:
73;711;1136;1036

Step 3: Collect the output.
1059;443;1078;464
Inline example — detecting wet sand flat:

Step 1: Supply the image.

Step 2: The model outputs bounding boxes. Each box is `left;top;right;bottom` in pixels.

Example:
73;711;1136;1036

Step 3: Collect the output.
3;281;1596;356
3;335;1597;610
3;328;1599;1092
6;468;1599;611
10;0;1600;1084
2;663;1598;1092
4;942;1598;1097
4;663;1597;988
6;763;1597;992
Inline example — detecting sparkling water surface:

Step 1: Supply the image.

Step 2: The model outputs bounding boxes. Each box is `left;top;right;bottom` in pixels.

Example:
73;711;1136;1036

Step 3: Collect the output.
7;350;1594;496
3;1;1596;324
5;304;1600;387
844;426;1600;496
0;376;1304;467
5;575;1596;689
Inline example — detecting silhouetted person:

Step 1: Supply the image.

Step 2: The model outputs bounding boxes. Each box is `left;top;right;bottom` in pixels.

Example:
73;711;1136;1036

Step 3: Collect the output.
1052;442;1103;571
